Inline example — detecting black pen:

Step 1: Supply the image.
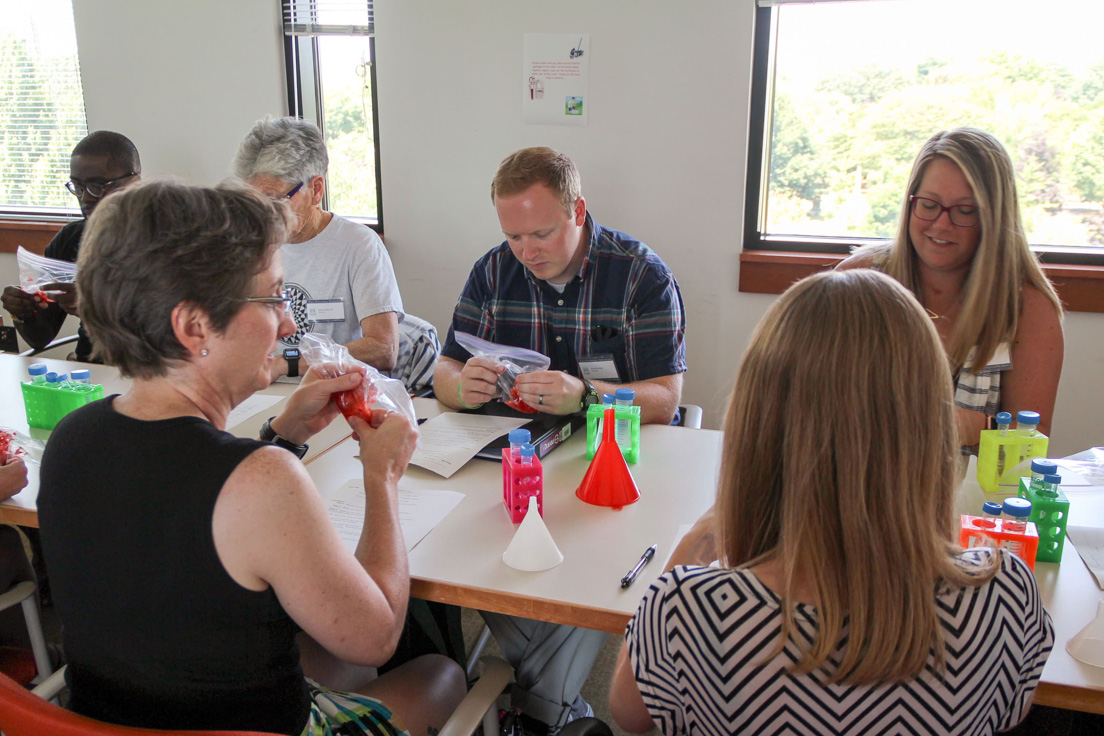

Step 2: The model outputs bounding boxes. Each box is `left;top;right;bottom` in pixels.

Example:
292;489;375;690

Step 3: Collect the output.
620;544;657;589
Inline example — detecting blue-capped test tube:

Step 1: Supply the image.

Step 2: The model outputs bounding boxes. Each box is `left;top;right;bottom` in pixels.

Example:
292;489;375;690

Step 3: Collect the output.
508;428;531;459
1041;473;1062;497
1016;411;1040;464
27;363;47;385
615;388;635;450
981;501;1003;519
1029;458;1058;492
519;443;535;465
994;411;1012;479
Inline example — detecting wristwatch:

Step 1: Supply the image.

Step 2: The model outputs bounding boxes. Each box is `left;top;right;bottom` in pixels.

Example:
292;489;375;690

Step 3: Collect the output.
283;347;300;378
579;377;600;411
259;416;308;459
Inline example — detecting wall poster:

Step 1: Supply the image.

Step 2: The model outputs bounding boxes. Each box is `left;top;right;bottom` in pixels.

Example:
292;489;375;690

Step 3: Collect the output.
523;34;590;126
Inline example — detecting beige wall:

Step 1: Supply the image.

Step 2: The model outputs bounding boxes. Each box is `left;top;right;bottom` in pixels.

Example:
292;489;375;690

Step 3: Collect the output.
46;0;1103;454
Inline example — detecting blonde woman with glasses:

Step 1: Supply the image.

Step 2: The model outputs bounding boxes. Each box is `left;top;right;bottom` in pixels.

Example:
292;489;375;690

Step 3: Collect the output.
839;127;1063;448
610;269;1053;735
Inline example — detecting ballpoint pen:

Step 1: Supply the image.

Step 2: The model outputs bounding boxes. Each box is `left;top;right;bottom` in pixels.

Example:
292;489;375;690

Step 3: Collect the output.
620;544;658;589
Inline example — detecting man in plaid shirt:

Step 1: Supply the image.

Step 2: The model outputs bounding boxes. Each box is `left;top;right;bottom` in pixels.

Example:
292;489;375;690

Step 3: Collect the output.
435;147;686;426
433;147;687;733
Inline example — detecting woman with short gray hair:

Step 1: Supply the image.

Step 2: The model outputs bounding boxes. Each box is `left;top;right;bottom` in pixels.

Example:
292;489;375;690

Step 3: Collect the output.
38;179;464;736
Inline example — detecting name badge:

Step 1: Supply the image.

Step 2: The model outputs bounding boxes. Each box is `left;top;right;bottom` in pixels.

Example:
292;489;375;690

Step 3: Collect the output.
579;354;620;382
306;299;345;324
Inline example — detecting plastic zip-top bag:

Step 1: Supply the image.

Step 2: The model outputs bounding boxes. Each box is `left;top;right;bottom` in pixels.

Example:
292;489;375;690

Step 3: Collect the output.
453;332;551;413
17;246;77;300
298;333;419;428
0;426;44;465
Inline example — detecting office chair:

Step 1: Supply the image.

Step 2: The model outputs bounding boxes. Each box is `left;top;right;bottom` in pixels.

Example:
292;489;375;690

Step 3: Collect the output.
677;404;703;429
18;334;79;358
0;658;513;736
0;526;53;687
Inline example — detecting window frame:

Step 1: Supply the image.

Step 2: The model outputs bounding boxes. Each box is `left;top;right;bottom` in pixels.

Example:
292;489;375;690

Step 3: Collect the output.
740;2;1104;312
283;9;383;233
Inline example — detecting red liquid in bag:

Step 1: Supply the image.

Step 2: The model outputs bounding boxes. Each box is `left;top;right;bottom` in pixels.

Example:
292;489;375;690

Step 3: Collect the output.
504;388;539;414
334;383;379;422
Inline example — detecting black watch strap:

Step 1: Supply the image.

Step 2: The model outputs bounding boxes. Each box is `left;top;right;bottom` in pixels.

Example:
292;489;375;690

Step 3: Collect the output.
579;377;600;412
259;417;308;459
283;349;300;378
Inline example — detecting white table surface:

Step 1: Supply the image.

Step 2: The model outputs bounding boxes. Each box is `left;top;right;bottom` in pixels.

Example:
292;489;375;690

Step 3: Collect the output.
306;410;721;634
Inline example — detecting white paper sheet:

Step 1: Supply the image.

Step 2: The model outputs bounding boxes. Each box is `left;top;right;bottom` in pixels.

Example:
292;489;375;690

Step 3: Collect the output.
523;34;590;126
1068;526;1104;590
226;393;283;430
326;479;465;553
409;413;528;478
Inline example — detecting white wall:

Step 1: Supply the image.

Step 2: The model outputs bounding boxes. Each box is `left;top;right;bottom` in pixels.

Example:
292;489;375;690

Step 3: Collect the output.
71;0;286;184
51;0;1100;454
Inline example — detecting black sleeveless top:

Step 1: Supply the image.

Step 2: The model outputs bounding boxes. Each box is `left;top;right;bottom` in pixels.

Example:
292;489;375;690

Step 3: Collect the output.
39;398;310;735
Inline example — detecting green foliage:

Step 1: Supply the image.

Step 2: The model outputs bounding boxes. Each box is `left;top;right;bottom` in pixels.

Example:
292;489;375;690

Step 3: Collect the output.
768;50;1104;246
322;67;378;219
0;33;87;210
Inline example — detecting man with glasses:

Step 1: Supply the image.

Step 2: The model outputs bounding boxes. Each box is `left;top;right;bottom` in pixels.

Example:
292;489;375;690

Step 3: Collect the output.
1;131;141;361
234;117;403;380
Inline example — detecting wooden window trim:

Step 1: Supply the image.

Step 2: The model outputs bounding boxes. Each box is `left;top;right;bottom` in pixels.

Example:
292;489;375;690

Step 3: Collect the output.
740;251;1104;314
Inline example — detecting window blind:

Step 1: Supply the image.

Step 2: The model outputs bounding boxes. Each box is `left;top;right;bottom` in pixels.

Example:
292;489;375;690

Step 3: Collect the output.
0;0;88;211
283;1;373;37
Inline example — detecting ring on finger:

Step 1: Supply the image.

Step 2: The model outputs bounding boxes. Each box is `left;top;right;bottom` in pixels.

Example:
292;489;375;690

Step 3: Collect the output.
538;394;544;405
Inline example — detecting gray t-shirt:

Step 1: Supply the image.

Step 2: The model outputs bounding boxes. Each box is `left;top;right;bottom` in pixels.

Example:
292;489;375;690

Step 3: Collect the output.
279;214;404;349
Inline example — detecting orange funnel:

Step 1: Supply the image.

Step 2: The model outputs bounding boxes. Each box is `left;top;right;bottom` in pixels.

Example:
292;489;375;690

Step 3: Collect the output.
576;407;639;509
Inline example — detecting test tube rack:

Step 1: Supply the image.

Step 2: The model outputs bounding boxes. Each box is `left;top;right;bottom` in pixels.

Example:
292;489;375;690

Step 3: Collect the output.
958;514;1039;570
1018;477;1069;564
21;381;104;430
502;449;543;524
585;403;641;463
976;429;1048;493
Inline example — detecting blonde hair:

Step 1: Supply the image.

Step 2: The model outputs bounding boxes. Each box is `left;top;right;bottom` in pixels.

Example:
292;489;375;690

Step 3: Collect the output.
491;147;581;212
717;269;996;684
866;127;1061;372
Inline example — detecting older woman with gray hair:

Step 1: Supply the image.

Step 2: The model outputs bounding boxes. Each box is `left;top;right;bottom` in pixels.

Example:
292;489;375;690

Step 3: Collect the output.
234;116;404;377
37;180;465;735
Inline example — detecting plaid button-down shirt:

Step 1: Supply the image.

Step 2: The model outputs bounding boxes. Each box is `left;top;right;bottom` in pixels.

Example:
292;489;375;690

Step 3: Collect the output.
441;214;686;383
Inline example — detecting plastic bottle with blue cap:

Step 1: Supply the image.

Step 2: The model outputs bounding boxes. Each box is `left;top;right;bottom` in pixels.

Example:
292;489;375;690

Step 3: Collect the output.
508;428;531;458
27;363;48;385
1016;411;1040;463
994;411;1012;478
614;388;635;450
1029;458;1058;492
981;501;1003;519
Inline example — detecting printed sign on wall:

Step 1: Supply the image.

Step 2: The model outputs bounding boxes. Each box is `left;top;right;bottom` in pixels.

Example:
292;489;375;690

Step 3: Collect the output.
523;34;590;126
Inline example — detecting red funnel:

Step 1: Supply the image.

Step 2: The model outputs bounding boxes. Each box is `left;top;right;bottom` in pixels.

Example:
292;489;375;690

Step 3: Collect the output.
576;407;639;509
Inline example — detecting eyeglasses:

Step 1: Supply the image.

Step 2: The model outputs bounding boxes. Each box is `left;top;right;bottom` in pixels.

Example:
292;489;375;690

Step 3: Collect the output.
278;181;305;200
239;289;292;314
909;195;979;227
65;173;138;199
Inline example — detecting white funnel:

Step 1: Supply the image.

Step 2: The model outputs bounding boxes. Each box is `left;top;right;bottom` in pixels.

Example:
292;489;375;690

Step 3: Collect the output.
1067;600;1104;668
502;496;563;571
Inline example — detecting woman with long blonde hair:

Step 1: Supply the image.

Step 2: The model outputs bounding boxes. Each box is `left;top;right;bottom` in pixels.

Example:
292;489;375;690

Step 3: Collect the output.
840;127;1063;447
610;270;1053;735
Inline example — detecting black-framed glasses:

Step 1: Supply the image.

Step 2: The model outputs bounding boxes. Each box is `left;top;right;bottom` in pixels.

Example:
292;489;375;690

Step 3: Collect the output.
909;195;979;227
65;173;138;199
239;289;292;314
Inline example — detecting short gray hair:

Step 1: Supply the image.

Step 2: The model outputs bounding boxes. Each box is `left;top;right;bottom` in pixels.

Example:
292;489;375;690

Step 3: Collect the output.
77;179;292;378
233;116;329;184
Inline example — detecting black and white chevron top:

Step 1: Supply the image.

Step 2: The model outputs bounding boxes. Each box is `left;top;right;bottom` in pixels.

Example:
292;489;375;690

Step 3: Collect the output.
626;548;1053;736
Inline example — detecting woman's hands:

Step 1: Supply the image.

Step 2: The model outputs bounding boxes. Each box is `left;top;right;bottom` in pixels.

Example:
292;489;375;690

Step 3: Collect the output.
349;408;419;489
0;458;28;502
270;364;367;445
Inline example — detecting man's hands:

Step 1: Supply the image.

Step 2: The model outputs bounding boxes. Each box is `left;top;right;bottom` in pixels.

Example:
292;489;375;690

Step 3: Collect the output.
514;370;585;415
41;283;78;315
458;358;584;415
349;408;419;489
2;286;42;322
270;364;367;445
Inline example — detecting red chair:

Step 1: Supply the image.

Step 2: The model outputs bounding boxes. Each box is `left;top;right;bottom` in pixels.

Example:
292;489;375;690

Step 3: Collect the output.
0;668;281;736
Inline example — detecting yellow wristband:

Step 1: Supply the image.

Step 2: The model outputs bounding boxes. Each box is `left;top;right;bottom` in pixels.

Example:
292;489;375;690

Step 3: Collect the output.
457;380;485;410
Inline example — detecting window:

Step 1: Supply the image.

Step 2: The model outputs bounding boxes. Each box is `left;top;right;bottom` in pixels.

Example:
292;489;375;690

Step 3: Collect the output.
746;0;1104;264
284;0;381;227
0;0;88;215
